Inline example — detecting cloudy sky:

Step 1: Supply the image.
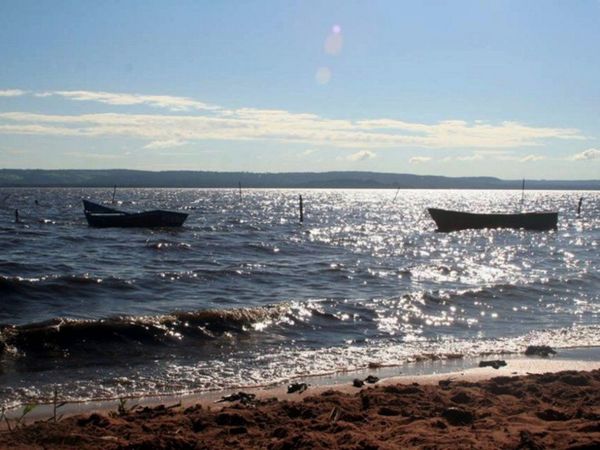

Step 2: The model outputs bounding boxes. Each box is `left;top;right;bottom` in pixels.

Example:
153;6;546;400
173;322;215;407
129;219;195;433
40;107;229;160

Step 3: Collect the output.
0;0;598;178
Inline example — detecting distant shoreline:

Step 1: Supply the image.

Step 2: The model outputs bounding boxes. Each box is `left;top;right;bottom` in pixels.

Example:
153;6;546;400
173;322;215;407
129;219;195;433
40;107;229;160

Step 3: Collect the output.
3;186;600;190
1;169;599;190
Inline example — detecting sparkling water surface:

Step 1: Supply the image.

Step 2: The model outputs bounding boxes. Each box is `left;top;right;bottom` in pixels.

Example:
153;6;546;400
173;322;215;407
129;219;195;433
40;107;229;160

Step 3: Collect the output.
0;188;598;407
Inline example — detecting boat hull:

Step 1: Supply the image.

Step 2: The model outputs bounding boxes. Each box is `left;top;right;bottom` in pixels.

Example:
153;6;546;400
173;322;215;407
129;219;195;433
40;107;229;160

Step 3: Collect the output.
82;199;121;214
83;200;188;228
85;211;188;228
428;208;558;232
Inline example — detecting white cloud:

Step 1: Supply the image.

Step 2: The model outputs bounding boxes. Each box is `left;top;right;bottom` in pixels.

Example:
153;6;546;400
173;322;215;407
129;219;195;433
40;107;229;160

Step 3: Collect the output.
440;151;549;163
300;148;318;157
0;123;83;136
5;148;29;155
355;119;583;148
572;148;600;161
0;89;588;152
456;153;484;161
348;150;376;161
0;89;27;97
64;151;125;160
143;139;188;149
409;156;432;164
520;154;546;162
40;90;219;112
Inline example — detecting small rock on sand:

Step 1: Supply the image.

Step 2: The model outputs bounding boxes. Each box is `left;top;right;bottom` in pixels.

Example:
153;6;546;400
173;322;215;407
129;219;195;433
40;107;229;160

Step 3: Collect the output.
525;345;557;357
287;382;308;394
479;360;507;369
216;392;256;404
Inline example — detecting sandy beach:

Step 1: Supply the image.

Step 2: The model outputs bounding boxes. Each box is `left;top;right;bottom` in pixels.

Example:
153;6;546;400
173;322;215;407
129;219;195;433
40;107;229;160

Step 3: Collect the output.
1;357;599;449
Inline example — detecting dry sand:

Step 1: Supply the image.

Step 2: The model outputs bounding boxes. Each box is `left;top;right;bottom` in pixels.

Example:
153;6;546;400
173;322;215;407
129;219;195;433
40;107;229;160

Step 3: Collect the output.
1;358;599;449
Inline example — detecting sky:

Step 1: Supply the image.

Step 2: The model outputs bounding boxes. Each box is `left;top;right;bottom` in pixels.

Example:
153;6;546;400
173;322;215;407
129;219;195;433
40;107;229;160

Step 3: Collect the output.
0;0;599;179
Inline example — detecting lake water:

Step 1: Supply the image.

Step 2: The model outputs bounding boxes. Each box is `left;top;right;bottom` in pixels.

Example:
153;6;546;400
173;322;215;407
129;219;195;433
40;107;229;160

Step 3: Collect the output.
1;188;598;408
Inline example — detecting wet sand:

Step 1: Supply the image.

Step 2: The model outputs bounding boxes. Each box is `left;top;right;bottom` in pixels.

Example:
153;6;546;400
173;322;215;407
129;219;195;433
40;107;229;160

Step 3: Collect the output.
1;358;600;449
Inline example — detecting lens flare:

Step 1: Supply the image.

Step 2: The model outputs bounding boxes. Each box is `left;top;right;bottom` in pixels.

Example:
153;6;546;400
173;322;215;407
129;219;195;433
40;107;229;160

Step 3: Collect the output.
324;32;343;55
315;67;332;85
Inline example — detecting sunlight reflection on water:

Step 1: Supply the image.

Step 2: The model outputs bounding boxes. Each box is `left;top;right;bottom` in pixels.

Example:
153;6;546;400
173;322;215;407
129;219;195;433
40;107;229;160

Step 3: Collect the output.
0;188;598;406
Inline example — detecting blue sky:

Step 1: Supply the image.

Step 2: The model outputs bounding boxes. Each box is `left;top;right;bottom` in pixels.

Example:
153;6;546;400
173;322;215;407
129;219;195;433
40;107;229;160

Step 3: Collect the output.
0;0;599;178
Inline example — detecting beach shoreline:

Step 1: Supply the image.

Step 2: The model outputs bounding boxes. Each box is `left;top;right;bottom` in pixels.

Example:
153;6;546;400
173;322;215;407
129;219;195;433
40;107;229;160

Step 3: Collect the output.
2;352;600;448
4;348;600;424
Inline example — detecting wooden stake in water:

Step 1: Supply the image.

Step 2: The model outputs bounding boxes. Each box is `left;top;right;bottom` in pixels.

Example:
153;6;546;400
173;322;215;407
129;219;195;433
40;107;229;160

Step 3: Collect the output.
520;179;525;211
299;195;304;223
112;185;117;204
577;196;583;216
238;182;242;200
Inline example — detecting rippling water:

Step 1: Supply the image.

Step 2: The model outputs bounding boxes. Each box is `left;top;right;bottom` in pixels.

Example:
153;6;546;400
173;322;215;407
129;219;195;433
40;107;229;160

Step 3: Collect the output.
1;188;598;407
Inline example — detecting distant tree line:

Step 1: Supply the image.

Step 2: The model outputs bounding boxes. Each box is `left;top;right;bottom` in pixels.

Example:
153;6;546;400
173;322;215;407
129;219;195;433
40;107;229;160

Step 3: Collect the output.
0;169;598;190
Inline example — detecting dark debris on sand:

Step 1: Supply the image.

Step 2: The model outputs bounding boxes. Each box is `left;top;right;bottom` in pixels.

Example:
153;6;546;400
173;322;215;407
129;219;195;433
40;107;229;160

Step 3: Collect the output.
216;392;257;405
1;370;600;449
525;345;557;357
287;383;309;394
479;360;507;369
